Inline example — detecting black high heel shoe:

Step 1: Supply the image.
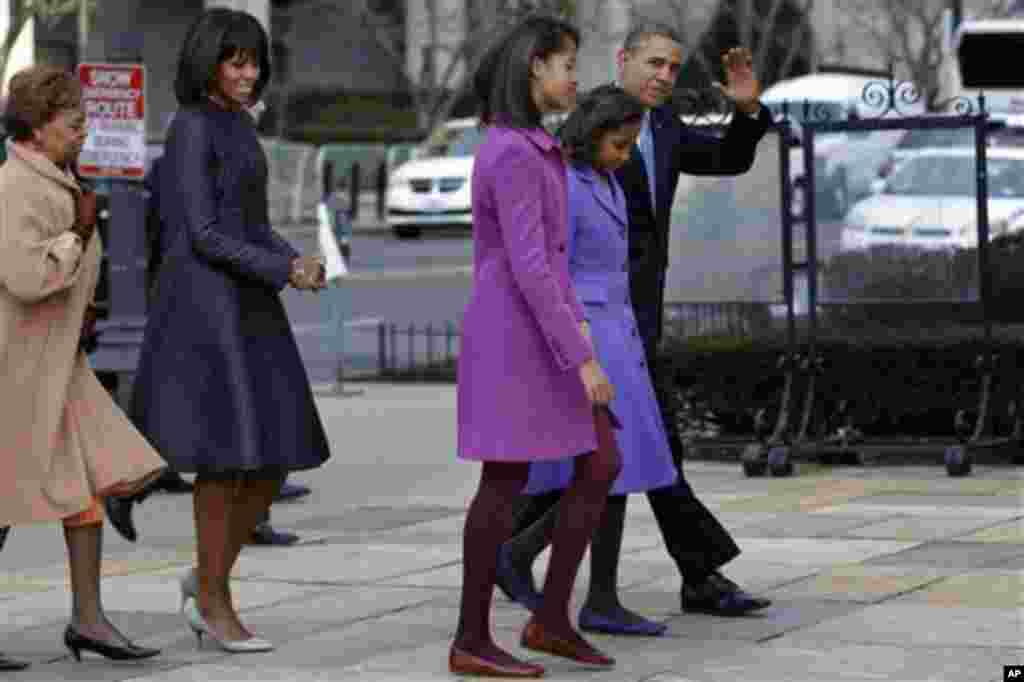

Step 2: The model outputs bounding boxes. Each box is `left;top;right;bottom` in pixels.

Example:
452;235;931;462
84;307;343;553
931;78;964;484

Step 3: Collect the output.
63;625;161;662
0;652;29;671
103;496;140;543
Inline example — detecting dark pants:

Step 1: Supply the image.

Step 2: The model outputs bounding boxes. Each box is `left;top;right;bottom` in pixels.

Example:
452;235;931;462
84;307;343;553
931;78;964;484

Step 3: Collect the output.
511;289;740;584
639;322;741;583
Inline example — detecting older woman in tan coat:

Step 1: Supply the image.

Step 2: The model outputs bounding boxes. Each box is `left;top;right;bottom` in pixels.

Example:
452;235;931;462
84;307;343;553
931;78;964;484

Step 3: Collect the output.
0;65;166;669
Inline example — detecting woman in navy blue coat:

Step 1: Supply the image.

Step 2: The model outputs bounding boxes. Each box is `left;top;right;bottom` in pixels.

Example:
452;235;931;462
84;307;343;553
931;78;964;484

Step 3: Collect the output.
128;8;330;651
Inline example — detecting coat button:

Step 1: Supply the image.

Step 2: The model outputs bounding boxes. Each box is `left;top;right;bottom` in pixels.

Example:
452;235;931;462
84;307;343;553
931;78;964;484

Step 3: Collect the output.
558;244;566;252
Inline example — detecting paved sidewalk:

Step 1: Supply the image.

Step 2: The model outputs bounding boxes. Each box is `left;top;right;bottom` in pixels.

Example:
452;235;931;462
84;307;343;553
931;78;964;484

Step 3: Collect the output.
1;383;1021;681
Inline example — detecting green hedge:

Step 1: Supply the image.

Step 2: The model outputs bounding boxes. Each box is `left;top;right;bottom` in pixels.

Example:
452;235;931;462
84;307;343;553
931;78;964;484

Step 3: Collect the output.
658;329;1024;440
820;231;1024;324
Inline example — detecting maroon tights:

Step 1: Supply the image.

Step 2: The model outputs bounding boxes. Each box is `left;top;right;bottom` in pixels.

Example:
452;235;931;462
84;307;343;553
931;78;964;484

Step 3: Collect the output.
454;408;622;657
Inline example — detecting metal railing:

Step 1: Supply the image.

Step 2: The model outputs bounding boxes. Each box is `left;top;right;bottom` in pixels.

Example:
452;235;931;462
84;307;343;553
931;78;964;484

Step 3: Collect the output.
357;302;782;381
356;321;461;379
663;301;784;341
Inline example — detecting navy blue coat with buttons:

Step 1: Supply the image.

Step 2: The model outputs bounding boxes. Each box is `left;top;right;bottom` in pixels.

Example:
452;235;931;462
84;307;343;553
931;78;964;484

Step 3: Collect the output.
130;102;330;475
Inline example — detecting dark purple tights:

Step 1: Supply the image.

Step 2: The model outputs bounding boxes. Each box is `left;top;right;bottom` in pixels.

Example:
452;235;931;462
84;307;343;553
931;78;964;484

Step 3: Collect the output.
454;408;622;662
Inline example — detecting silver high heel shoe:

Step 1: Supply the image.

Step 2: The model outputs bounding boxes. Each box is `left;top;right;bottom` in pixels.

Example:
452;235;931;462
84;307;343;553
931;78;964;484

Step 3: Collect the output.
183;601;274;653
179;568;198;613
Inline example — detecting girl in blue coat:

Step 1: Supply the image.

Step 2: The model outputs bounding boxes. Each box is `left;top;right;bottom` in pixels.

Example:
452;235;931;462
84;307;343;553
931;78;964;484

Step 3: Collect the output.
521;85;679;635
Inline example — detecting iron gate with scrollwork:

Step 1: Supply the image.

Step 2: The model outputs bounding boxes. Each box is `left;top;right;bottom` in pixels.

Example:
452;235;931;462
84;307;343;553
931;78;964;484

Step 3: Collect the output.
662;70;1024;478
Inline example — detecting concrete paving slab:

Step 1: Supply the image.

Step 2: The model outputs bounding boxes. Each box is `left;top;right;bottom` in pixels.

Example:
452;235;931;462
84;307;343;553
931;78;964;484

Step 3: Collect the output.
649;596;867;643
233;542;462;585
0;611;186;673
864;540;1024;569
686;640;1019;682
813;502;1022;520
865;494;1024;509
765;564;955;604
639;561;820;595
369;563;464;590
719;479;875;513
861;477;1022;496
899;569;1024;608
327;631;742;682
735;512;891;539
120;662;352;682
792;602;1024;648
956;517;1024;544
847;516;1005;542
726;537;918;567
716;477;876;509
287;506;462;534
226;619;453;673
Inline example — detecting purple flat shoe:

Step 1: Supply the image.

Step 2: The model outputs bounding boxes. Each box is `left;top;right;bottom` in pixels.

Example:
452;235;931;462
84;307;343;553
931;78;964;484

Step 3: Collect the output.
578;608;667;636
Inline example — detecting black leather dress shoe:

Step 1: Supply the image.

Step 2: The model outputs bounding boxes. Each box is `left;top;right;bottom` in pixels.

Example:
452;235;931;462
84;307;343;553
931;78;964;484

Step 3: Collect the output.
104;496;140;543
0;652;29;671
274;482;311;502
150;471;194;494
681;572;772;616
249;523;300;546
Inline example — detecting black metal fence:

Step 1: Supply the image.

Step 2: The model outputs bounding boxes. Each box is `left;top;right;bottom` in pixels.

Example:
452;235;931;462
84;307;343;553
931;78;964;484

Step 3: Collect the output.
664;301;784;341
357;321;461;380
360;303;778;380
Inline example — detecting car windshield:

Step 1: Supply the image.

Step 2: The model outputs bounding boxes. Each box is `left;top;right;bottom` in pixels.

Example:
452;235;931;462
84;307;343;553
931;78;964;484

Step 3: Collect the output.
884;155;1024;198
895;127;975;151
421;125;483;158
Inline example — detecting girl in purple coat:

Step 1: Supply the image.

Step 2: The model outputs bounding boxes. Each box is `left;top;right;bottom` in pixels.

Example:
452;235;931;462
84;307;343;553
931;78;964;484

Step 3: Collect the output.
451;15;621;679
513;85;680;636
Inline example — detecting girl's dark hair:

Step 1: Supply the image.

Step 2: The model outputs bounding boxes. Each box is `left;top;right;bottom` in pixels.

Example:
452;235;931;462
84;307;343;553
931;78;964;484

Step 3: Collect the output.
559;84;645;166
174;8;271;106
472;14;580;128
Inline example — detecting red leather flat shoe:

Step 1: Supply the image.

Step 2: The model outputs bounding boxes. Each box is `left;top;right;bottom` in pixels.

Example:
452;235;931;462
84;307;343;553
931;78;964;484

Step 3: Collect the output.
520;620;615;668
449;645;545;678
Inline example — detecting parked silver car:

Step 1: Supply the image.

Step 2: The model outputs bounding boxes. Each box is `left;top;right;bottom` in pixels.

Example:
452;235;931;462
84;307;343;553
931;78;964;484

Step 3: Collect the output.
841;148;1024;252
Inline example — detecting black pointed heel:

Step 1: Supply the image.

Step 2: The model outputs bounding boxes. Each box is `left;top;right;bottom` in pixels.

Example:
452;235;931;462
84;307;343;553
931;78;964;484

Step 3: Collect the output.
63;625;161;662
0;652;29;671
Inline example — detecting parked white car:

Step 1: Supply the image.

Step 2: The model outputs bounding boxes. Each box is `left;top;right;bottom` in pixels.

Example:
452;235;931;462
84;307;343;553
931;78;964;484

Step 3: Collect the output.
386;117;481;239
841;148;1024;252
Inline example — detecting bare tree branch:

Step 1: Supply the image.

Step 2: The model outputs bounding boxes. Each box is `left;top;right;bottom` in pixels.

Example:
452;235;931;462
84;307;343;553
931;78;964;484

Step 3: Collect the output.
775;0;816;79
626;0;812;91
840;0;955;109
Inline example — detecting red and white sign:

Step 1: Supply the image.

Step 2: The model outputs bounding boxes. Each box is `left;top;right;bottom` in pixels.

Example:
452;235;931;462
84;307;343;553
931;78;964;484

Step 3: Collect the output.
77;63;146;179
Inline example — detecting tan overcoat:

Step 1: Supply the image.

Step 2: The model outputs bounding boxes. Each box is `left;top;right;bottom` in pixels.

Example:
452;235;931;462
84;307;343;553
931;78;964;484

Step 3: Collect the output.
0;142;165;526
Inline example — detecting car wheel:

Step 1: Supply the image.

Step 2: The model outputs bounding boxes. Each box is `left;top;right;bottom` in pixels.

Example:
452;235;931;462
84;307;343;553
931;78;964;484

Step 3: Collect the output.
393;225;422;240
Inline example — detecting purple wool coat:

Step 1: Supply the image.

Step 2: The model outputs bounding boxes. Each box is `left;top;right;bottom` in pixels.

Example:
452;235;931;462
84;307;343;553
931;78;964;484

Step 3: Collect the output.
457;125;597;462
526;164;678;495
